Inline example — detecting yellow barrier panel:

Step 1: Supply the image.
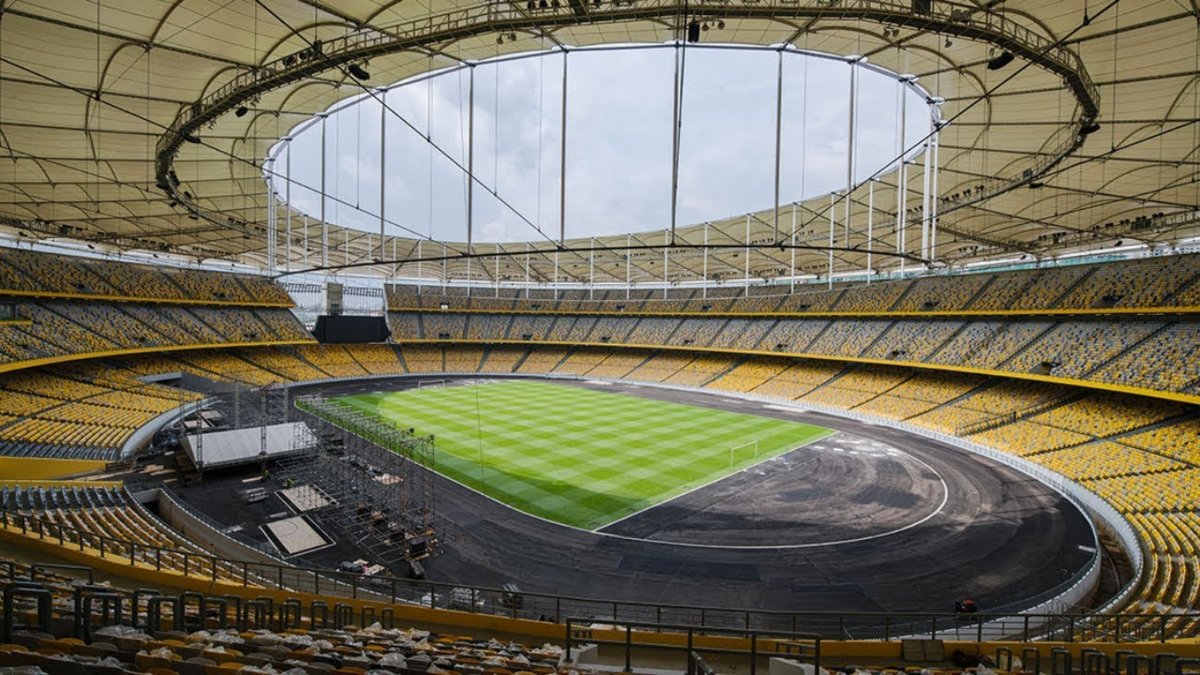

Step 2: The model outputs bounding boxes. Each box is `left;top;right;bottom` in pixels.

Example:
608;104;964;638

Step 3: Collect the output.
0;340;316;376
0;459;110;481
386;305;1200;319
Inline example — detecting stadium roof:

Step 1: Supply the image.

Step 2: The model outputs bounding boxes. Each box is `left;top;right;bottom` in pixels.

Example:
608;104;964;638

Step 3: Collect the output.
0;0;1197;285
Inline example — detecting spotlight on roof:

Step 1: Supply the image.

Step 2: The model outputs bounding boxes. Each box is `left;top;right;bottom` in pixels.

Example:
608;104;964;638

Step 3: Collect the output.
687;19;701;42
1080;121;1102;135
235;106;248;117
717;19;725;29
348;63;370;80
987;50;1015;70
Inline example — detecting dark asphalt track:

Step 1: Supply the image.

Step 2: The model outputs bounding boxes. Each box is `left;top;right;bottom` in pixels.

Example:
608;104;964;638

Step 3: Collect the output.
188;374;1096;622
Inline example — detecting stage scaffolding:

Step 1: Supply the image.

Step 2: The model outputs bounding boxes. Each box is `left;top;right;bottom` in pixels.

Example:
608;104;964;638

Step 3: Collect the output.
276;395;438;570
182;383;292;478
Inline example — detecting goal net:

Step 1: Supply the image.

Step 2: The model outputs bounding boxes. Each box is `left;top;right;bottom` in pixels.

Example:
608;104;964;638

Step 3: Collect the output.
417;379;446;390
729;440;760;468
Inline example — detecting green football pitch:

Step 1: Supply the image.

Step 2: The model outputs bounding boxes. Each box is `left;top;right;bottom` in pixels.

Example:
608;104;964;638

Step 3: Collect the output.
333;380;834;530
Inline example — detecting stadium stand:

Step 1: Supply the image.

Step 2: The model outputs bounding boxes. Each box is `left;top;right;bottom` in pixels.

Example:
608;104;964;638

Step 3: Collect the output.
11;0;1200;659
399;345;445;373
295;345;369;379
0;302;312;370
445;346;485;372
708;358;790;393
0;247;290;305
479;346;528;373
1;251;1199;647
0;483;249;583
516;347;570;373
386;254;1200;315
344;344;409;375
0;369;203;461
388;309;1200;399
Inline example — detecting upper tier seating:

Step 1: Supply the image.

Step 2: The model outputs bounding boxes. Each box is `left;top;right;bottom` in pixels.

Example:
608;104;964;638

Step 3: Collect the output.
387;253;1200;313
388;310;1200;397
0;302;313;370
0;247;291;304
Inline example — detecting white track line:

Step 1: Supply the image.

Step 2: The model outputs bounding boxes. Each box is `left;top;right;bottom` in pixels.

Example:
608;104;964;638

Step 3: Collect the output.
593;435;951;550
363;379;952;551
406;426;950;551
597;430;837;531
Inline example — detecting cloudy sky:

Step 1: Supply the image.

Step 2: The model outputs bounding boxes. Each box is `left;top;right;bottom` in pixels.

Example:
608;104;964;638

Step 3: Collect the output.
277;44;932;245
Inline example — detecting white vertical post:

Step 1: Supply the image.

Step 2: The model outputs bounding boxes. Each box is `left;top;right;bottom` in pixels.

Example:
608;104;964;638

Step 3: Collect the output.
417;239;422;290
626;233;631;300
663;229;669;299
495;244;500;298
441;242;447;291
867;180;874;283
669;43;682;243
320;116;328;268
702;221;709;300
844;60;857;248
589;237;595;300
744;214;751;297
931;126;940;261
828;193;835;289
553;250;560;299
380;87;387;262
285;145;292;273
303;215;309;268
266;159;276;274
560;50;569;245
921;127;932;262
524;242;530;299
773;49;784;243
897;85;907;276
466;65;475;297
790;203;797;293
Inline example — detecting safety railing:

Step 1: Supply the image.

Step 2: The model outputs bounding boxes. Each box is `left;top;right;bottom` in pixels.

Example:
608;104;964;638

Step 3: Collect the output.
1;507;1189;642
565;617;821;675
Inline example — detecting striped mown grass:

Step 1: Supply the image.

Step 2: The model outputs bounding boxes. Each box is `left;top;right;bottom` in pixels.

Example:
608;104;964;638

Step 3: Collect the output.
335;380;833;530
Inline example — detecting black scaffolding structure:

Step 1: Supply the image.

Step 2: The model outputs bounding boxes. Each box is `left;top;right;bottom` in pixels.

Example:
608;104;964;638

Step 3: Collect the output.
274;395;439;574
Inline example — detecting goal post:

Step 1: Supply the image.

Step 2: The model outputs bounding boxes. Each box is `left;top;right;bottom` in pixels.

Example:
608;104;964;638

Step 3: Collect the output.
417;379;446;390
729;440;759;468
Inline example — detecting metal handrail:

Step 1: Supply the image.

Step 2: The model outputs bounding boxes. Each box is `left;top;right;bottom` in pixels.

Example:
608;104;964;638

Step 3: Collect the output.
0;507;1189;642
